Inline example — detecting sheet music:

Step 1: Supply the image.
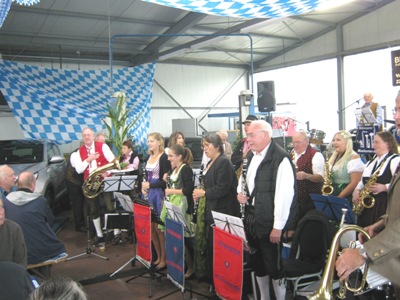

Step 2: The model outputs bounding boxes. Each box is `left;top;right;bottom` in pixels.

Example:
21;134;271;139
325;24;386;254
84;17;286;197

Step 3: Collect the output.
113;192;133;212
109;168;135;175
361;107;377;124
211;211;254;252
164;201;187;226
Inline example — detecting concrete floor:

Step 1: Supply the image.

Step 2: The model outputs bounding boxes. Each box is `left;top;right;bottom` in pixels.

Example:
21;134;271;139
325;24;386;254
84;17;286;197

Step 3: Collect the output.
51;210;215;300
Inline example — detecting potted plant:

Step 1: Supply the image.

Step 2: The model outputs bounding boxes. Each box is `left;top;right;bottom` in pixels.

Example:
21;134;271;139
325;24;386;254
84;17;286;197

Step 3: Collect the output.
103;92;140;157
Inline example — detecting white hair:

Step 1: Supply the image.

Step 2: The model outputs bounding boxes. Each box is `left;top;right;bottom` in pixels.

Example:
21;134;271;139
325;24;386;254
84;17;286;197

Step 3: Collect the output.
251;120;272;137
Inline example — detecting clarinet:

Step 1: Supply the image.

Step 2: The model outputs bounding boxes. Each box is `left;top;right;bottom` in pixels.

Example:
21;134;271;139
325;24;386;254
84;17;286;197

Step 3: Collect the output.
165;172;172;202
142;163;149;201
192;163;204;224
240;158;248;220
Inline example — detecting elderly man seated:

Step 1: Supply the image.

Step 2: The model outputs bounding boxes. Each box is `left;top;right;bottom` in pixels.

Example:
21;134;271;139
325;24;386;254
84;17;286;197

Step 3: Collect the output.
0;198;27;267
3;172;67;265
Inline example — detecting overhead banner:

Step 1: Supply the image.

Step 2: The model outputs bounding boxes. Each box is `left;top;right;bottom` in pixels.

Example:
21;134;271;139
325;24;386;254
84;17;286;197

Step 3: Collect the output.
142;0;329;19
213;227;243;300
0;59;155;152
165;217;185;292
391;49;400;86
134;203;152;268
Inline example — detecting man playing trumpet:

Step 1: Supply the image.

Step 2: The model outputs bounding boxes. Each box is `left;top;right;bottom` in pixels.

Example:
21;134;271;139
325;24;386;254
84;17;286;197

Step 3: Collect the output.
336;92;400;296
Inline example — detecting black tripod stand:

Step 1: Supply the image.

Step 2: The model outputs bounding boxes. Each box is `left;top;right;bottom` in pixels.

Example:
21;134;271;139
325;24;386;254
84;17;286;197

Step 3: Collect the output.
67;216;109;261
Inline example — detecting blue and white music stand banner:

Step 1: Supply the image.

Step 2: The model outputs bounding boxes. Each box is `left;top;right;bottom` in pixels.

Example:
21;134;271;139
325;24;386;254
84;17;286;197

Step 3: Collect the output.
165;217;185;292
356;125;379;154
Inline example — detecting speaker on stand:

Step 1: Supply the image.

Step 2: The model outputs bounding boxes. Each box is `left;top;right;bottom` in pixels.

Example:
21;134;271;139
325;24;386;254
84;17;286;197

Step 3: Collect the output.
257;81;276;113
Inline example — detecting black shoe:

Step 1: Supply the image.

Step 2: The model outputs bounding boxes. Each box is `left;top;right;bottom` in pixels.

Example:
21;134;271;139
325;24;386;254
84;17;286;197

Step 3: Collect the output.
91;236;105;247
112;234;122;245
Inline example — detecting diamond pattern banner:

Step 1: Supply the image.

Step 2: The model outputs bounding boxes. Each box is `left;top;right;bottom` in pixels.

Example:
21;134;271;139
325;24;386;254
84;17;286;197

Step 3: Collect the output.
142;0;329;19
0;59;156;152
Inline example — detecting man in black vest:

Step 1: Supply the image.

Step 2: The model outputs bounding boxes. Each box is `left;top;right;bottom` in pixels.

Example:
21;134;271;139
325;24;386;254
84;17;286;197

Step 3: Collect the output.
291;130;324;221
237;120;297;300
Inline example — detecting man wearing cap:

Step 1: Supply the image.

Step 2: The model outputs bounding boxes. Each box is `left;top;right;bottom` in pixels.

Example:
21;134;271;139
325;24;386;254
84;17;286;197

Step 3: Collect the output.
231;115;258;171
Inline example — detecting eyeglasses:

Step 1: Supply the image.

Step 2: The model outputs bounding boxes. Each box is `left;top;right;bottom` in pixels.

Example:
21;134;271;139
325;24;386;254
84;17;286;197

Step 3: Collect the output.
247;131;266;138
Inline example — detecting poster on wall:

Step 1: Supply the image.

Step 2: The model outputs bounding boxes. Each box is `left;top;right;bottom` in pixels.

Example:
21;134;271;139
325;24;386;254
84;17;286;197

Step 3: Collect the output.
391;49;400;86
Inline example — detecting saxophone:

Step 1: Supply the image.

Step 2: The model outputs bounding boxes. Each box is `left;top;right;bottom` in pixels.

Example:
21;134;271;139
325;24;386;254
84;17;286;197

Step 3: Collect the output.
321;151;333;195
82;158;120;199
192;163;204;224
240;158;248;220
353;159;385;215
290;150;298;171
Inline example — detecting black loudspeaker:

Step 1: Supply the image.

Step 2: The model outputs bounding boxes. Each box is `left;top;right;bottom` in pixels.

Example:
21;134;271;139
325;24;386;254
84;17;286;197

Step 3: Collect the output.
257;81;276;112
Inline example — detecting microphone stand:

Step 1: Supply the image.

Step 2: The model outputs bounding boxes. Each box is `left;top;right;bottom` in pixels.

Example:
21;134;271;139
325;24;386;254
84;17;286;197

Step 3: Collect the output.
337;98;362;114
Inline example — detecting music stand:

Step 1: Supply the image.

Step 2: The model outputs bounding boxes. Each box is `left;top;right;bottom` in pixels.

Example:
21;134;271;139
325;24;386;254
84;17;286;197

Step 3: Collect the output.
67;215;109;262
165;201;193;235
211;211;254;253
310;193;355;224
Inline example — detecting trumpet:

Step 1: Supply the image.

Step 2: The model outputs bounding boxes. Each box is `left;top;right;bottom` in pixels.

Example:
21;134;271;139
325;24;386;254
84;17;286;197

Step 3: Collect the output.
240;158;248;220
321;150;333;195
308;209;371;300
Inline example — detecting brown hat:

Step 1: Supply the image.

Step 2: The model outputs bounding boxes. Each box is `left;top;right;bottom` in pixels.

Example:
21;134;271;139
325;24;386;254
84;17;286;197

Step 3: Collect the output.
242;115;258;124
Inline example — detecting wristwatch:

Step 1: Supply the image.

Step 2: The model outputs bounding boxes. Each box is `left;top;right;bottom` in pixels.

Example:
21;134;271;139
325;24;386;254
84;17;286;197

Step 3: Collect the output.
359;246;368;260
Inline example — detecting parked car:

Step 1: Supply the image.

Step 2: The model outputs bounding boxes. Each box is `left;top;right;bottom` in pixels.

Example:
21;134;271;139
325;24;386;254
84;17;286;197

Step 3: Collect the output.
0;139;68;210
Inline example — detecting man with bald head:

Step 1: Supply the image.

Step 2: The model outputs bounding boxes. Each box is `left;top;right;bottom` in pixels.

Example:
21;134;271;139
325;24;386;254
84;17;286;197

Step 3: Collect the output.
357;92;383;129
3;172;66;265
291;130;324;221
0;165;17;200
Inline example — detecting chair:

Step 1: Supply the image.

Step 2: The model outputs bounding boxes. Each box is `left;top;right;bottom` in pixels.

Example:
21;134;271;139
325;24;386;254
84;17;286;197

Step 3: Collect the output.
283;209;336;297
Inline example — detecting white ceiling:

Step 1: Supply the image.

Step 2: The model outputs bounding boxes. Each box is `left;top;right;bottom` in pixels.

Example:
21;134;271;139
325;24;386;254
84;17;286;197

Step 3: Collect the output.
0;0;395;71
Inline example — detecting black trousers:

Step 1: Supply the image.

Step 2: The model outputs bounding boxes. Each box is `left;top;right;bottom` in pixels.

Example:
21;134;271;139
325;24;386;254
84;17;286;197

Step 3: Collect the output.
66;180;85;227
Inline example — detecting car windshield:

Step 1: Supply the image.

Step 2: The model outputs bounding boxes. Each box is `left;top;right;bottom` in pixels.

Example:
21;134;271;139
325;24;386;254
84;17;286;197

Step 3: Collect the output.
0;141;44;164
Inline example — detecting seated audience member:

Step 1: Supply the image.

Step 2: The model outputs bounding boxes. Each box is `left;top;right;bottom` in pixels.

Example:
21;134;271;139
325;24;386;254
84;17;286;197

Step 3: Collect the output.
4;172;67;264
0;198;27;267
0;164;17;200
30;277;87;300
0;261;36;299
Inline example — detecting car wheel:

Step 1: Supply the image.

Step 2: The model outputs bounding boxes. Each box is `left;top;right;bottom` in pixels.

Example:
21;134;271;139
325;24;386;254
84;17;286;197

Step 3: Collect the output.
45;188;56;213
